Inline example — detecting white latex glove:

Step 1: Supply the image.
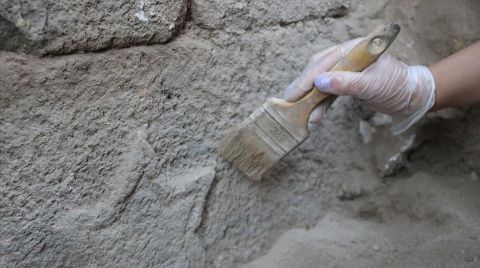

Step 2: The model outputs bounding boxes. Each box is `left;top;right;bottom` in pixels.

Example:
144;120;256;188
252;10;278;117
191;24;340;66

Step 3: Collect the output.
284;39;363;130
284;40;436;134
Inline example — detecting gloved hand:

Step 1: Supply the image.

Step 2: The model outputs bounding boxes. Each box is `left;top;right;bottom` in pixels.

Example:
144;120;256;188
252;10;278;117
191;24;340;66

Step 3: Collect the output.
284;40;436;134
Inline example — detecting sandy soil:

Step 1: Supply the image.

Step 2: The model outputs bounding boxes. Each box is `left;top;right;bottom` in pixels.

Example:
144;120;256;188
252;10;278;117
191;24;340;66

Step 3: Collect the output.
244;168;480;267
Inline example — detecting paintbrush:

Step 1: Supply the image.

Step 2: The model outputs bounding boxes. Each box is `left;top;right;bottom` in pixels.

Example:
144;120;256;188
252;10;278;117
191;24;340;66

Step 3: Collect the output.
219;23;400;181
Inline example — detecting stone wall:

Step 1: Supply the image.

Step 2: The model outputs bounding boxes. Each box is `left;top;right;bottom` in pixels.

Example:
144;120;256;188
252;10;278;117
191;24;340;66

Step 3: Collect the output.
1;0;479;267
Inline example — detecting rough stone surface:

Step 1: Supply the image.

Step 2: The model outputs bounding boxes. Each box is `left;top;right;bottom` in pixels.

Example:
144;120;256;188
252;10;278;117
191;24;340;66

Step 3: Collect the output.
1;0;480;267
0;0;188;54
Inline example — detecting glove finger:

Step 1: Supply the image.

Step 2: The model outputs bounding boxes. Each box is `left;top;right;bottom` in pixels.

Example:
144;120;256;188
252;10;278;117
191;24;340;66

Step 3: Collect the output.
314;71;367;98
284;38;363;101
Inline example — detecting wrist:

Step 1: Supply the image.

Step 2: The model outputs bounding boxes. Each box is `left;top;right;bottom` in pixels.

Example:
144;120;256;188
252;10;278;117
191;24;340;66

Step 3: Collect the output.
391;65;435;134
406;66;436;114
429;63;446;111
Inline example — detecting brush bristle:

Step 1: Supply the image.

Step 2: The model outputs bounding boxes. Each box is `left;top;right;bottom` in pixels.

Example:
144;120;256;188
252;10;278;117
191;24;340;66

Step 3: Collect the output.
219;117;282;181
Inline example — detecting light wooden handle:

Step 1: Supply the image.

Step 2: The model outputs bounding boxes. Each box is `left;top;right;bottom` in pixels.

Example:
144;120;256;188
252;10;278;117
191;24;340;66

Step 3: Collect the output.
287;23;400;126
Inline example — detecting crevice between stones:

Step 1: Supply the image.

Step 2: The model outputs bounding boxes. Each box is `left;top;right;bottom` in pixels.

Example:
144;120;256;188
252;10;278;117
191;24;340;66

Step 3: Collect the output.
1;1;351;57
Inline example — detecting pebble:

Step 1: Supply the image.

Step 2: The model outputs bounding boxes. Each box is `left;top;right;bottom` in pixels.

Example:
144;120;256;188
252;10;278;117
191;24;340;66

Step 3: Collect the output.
370;113;392;127
359;120;376;144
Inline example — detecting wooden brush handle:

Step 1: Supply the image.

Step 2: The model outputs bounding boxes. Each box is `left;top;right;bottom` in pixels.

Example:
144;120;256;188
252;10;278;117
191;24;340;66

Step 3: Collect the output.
286;23;400;127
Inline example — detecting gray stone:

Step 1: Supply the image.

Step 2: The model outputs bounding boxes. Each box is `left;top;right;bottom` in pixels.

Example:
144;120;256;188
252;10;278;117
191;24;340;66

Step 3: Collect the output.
0;0;188;54
0;20;361;266
359;119;376;144
372;131;420;177
370;113;393;127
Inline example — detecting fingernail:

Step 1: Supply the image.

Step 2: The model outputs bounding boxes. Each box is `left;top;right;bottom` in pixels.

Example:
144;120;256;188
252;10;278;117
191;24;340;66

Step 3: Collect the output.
314;76;332;92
